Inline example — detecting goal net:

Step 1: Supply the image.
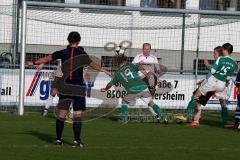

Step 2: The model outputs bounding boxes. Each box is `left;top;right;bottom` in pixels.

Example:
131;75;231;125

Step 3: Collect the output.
1;1;240;117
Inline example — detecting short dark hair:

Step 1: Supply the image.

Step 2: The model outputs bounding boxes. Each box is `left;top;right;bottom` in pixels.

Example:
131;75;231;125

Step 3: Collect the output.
222;43;233;54
113;55;128;67
214;46;223;56
67;31;81;43
142;43;151;49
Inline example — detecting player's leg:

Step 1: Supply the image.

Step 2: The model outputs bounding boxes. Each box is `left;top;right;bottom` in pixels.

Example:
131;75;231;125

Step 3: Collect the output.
56;108;68;145
215;88;229;126
121;91;140;123
121;94;134;123
149;101;167;123
72;96;86;147
189;103;201;126
189;90;215;126
234;94;240;131
141;91;167;123
187;88;206;126
55;96;70;145
182;89;198;120
178;77;216;122
43;87;58;116
121;103;129;123
176;89;203;122
219;99;228;125
143;72;158;96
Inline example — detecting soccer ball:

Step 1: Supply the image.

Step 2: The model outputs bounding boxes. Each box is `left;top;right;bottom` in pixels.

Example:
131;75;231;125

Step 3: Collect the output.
115;46;126;55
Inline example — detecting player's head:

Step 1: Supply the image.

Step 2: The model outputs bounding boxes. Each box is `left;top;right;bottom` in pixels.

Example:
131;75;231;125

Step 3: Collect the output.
67;31;81;45
114;55;128;67
142;43;151;57
213;46;223;60
222;43;233;56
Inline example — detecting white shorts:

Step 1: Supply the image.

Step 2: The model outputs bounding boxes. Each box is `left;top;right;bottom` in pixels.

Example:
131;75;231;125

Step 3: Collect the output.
123;90;152;106
216;87;229;100
199;76;226;96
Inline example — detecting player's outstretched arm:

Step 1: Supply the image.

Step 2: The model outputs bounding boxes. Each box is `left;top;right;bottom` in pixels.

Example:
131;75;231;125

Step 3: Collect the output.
137;65;148;78
36;63;45;72
35;55;53;65
100;82;113;92
27;55;53;66
204;59;212;69
208;57;221;74
89;62;112;77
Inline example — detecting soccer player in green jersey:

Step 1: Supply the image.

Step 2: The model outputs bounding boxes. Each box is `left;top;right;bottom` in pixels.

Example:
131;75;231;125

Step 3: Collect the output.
177;46;232;126
179;43;237;126
101;55;167;124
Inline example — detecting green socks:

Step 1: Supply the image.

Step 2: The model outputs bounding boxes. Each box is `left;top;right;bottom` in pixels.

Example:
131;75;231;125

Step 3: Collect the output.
121;104;129;123
152;103;165;119
184;96;197;118
221;105;228;125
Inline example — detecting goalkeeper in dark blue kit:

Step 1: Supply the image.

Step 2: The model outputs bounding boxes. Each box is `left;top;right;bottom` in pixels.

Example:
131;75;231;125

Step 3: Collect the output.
28;31;111;147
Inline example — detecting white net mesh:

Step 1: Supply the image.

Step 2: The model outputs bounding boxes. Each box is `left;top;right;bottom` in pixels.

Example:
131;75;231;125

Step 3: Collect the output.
1;2;240;112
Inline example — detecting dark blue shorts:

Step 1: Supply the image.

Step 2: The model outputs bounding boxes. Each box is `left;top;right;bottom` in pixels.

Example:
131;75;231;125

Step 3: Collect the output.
57;94;86;111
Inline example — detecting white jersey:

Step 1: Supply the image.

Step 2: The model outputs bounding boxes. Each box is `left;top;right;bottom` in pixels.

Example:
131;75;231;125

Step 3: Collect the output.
132;53;159;73
132;53;158;64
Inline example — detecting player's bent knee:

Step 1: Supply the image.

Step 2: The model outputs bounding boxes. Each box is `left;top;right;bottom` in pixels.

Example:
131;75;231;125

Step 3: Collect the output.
73;114;82;121
73;110;82;117
57;109;68;118
122;99;129;105
148;101;154;107
51;88;58;97
57;116;66;122
219;99;227;106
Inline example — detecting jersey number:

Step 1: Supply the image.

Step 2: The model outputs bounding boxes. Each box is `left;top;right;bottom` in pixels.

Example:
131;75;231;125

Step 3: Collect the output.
216;65;230;76
120;68;134;82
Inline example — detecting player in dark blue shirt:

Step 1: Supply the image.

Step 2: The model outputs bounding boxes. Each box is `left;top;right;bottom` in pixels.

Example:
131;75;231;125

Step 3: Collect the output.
234;69;240;131
28;31;111;147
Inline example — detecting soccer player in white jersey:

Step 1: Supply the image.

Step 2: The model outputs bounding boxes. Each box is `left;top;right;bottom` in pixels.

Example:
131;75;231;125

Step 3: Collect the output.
132;43;165;95
178;43;237;126
132;43;166;120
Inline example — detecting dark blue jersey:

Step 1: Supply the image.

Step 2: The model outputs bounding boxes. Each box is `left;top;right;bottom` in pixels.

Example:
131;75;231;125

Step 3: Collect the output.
52;46;92;85
235;70;240;87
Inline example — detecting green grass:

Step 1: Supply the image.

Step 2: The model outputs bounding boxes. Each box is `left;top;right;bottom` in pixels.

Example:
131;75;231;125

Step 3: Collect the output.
0;112;240;160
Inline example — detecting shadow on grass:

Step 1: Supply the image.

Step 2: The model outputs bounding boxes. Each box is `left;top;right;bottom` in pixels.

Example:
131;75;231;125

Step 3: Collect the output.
24;131;55;144
23;131;73;145
200;112;235;130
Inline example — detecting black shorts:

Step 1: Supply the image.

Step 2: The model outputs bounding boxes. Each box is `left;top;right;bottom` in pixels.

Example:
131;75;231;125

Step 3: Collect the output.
143;72;158;96
193;89;215;106
57;94;86;111
51;77;61;89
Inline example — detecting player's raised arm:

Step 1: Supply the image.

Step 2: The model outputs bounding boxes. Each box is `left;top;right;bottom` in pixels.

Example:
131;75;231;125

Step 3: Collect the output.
100;81;113;92
137;64;148;78
27;49;64;67
210;57;222;74
89;61;112;77
204;59;212;68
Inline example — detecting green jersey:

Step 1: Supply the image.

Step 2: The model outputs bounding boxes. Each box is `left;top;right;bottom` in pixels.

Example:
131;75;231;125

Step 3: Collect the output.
112;63;147;93
211;56;237;82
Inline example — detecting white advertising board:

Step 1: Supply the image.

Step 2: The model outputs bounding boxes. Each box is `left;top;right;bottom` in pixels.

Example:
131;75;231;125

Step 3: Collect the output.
0;69;238;110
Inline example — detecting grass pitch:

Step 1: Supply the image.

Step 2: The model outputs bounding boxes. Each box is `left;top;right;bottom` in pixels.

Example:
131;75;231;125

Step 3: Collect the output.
0;112;240;160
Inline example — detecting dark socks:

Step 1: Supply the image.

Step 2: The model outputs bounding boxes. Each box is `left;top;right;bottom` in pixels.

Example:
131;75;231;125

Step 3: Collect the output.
73;119;82;143
56;118;64;141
